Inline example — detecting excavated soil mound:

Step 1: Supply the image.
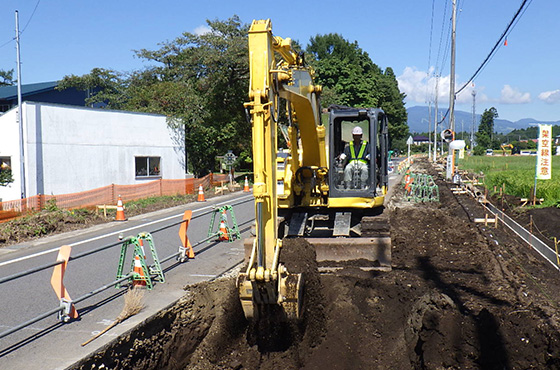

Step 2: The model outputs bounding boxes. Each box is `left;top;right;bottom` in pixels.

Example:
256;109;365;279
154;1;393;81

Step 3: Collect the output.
71;158;560;370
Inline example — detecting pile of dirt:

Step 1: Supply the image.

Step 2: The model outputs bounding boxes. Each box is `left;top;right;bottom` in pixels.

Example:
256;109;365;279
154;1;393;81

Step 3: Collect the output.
0;208;106;244
71;158;560;369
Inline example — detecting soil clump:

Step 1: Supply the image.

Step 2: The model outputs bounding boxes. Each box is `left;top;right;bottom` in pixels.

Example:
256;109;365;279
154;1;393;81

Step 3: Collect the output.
71;158;560;369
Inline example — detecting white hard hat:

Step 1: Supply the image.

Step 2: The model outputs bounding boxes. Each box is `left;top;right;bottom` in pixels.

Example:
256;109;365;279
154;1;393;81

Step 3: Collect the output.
352;126;363;135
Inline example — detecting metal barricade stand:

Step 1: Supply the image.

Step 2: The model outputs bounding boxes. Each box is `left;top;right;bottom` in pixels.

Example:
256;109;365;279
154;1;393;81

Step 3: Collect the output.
207;205;241;242
137;232;165;283
404;173;439;203
115;236;153;290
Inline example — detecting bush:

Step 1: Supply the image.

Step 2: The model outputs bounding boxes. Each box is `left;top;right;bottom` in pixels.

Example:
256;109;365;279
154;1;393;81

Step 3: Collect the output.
473;146;485;156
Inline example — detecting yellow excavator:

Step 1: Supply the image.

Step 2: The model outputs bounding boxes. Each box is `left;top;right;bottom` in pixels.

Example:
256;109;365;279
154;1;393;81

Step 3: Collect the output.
238;19;391;320
501;143;513;156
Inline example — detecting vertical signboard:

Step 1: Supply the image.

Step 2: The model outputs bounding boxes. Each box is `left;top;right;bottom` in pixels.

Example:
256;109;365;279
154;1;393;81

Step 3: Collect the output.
536;125;552;180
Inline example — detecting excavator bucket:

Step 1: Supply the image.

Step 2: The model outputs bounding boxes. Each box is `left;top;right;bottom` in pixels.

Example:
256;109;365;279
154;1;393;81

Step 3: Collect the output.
312;213;391;270
237;263;304;320
308;236;391;271
243;232;391;276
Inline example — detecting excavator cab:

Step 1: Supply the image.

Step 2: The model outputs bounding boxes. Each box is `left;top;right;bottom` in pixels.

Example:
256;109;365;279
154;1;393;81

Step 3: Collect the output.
329;107;389;199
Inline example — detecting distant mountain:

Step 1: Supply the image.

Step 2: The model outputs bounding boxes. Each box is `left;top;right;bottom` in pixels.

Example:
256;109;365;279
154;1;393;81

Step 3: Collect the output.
406;106;560;135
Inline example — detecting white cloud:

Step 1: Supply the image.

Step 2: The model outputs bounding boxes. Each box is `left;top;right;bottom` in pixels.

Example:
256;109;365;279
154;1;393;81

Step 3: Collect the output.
499;85;531;104
193;25;211;36
396;66;487;106
538;89;560;104
396;67;438;103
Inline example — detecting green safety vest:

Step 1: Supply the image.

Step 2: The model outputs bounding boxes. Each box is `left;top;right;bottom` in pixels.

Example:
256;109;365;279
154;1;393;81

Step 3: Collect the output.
349;142;368;164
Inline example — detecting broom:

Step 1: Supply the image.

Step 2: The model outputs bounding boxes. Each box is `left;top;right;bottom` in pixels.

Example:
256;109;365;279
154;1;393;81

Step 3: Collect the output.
81;287;145;346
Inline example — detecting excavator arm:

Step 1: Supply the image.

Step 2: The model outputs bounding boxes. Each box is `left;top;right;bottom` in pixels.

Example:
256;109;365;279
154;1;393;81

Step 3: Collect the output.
238;19;323;319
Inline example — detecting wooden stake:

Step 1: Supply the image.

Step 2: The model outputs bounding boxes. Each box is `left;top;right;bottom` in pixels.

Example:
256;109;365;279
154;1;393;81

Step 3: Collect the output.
555;237;560;267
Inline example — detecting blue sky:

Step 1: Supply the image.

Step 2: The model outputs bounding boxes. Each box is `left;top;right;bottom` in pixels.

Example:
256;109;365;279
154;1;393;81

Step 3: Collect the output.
0;0;557;126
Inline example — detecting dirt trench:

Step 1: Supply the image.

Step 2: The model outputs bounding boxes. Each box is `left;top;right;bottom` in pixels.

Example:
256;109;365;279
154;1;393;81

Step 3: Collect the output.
71;158;560;370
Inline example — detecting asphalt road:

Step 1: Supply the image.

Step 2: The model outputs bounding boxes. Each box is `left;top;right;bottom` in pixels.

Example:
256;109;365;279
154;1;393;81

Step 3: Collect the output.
0;190;254;370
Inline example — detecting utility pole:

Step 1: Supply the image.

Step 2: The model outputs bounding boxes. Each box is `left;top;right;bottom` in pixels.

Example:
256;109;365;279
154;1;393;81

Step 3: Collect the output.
15;10;26;199
428;100;432;161
440;111;444;155
449;0;457;133
444;0;459;181
471;88;476;149
433;74;439;162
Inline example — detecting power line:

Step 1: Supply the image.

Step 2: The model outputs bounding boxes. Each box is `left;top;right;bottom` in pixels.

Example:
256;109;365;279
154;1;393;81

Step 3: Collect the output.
0;38;14;50
0;0;41;50
425;0;436;103
427;0;436;70
435;0;450;76
21;0;42;35
438;16;452;76
455;0;533;95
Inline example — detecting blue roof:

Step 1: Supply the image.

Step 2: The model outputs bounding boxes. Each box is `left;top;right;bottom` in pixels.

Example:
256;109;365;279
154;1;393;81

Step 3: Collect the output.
0;81;59;100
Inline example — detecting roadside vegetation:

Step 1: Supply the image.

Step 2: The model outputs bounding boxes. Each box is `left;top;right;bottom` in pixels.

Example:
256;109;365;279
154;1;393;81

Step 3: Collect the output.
0;194;197;246
458;155;560;207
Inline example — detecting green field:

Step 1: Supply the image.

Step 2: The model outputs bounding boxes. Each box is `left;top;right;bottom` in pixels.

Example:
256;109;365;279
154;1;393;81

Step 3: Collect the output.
457;155;560;207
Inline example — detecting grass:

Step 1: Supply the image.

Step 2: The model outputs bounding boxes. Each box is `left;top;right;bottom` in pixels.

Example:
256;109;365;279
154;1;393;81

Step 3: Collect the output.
121;194;194;216
458;155;560;207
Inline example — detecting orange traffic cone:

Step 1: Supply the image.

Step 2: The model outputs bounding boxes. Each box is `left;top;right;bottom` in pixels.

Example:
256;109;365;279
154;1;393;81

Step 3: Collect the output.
243;176;250;192
132;255;147;287
197;184;206;202
115;195;127;221
218;215;229;241
404;176;414;191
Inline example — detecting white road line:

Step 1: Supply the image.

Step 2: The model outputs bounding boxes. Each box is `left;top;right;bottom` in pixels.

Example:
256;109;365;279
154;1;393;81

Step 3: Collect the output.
0;197;252;268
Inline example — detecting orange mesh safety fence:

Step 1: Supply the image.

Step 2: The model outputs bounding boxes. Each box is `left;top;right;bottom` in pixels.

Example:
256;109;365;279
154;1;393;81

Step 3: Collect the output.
48;185;114;209
0;174;222;216
162;179;195;197
0;196;41;213
115;181;162;203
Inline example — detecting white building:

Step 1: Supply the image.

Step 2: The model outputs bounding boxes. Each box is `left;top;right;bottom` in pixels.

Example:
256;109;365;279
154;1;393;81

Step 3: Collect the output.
0;102;186;201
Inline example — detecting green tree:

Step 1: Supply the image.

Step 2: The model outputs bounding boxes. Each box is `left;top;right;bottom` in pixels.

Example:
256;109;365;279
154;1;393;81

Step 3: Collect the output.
307;33;381;108
0;69;14;86
476;107;498;149
57;68;129;109
306;34;408;142
0;171;13;186
377;67;408;142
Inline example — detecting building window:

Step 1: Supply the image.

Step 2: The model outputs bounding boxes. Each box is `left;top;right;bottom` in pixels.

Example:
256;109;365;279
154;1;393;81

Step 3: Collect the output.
0;156;13;185
135;156;161;178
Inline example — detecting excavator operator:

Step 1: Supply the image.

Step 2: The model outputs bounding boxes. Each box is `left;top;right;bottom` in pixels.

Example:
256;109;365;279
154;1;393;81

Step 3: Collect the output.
340;126;370;189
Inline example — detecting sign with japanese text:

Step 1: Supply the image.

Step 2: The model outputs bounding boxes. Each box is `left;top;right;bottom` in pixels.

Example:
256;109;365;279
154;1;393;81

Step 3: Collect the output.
536;124;552;180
